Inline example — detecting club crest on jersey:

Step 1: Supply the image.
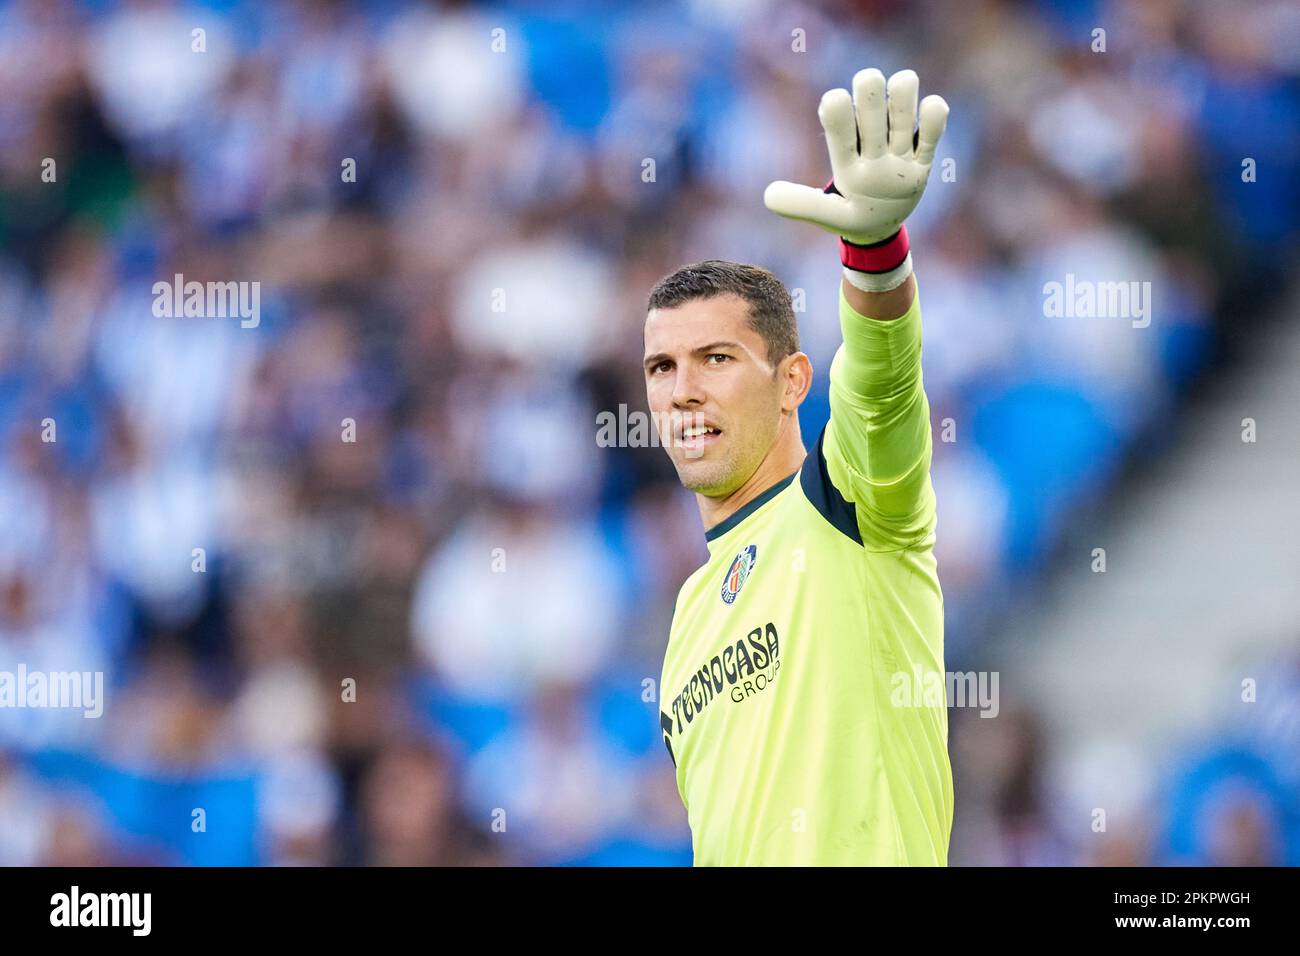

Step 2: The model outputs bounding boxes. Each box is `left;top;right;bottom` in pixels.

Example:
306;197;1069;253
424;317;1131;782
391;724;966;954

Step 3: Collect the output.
720;545;757;605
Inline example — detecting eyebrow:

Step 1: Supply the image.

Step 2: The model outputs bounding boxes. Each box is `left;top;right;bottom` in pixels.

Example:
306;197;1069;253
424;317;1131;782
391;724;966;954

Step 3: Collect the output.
643;340;744;371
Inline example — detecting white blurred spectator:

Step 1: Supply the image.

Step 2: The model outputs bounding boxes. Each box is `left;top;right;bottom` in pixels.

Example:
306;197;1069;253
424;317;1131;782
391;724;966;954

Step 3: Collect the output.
257;748;342;866
0;759;54;864
461;684;638;862
381;7;526;142
85;1;236;145
229;660;328;758
411;508;619;702
1027;75;1142;195
451;234;619;369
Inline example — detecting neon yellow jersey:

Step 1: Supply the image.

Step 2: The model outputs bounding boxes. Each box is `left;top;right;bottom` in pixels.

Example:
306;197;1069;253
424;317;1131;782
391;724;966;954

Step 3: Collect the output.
658;285;951;866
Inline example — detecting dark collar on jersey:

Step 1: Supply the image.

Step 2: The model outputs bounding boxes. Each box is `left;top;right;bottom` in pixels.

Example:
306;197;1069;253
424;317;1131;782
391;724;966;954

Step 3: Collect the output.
703;470;799;543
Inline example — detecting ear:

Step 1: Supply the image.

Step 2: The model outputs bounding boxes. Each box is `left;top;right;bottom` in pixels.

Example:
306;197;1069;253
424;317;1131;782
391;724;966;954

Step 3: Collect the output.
780;352;813;412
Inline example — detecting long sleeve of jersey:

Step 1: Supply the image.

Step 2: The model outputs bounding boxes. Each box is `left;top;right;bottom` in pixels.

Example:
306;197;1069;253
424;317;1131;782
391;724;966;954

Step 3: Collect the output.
822;282;936;550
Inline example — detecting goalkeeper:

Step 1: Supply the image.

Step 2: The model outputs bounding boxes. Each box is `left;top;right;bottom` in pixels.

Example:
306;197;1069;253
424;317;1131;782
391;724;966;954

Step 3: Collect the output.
645;68;952;865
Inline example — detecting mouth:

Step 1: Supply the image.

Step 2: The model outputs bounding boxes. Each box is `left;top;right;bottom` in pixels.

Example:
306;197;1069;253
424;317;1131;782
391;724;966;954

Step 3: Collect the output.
676;421;723;452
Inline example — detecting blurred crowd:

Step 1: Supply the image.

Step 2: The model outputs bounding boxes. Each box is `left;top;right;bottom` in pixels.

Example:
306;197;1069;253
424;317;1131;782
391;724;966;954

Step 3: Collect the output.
0;0;1297;865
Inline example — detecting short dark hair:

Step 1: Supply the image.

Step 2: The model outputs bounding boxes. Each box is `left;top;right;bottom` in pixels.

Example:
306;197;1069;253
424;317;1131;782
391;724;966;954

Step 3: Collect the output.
647;260;799;367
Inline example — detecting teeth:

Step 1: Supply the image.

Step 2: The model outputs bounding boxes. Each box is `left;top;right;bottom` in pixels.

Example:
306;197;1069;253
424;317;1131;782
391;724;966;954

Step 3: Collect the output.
683;425;716;439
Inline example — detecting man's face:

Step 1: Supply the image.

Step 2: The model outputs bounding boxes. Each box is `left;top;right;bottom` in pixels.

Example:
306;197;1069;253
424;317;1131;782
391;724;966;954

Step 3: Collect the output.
643;293;792;497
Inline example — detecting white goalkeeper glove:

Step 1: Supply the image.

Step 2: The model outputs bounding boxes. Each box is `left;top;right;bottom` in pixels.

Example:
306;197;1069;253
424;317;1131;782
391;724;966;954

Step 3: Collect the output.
764;68;949;291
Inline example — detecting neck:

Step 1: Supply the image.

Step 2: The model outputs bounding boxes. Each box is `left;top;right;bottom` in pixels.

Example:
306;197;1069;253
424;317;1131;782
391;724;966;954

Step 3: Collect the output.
697;415;806;533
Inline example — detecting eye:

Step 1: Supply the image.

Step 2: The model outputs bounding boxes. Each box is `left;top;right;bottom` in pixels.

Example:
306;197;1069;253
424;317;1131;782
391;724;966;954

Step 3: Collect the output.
650;360;673;375
706;353;731;365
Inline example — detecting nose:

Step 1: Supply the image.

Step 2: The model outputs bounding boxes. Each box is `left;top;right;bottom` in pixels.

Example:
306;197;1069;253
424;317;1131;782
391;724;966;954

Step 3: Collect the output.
671;363;705;408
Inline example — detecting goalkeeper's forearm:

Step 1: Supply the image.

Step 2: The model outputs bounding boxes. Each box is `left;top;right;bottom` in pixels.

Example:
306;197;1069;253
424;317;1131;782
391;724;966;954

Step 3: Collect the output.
831;266;929;492
835;222;922;402
842;271;915;323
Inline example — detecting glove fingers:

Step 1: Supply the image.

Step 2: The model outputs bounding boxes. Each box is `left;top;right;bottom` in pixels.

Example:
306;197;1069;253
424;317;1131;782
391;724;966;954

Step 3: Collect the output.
915;94;949;166
817;88;859;184
852;68;887;159
886;69;919;158
763;181;854;233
